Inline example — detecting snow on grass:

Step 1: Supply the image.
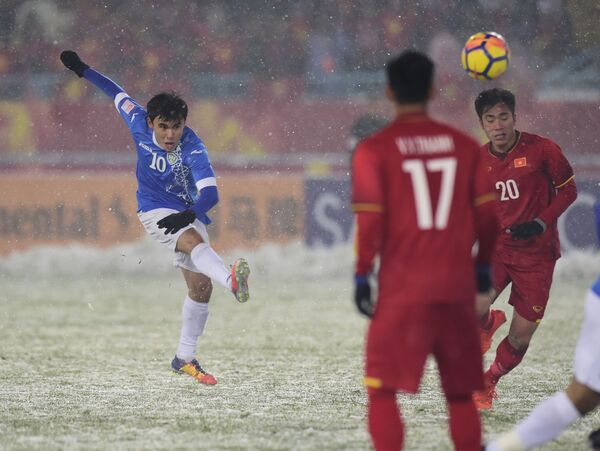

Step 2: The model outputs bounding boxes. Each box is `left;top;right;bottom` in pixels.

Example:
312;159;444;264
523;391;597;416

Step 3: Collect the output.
1;242;599;449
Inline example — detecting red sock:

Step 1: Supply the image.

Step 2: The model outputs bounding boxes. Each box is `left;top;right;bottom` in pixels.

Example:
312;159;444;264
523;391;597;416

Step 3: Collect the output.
479;311;493;330
488;337;528;384
447;396;481;451
368;387;403;451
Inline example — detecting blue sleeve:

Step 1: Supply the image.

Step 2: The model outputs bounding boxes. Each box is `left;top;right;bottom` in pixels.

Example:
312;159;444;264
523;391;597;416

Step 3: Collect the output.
183;128;218;223
83;68;147;134
184;128;216;183
83;68;124;99
191;185;219;219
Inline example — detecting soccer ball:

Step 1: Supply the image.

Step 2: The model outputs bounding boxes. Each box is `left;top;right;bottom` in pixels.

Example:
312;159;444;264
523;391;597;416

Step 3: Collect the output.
461;32;510;81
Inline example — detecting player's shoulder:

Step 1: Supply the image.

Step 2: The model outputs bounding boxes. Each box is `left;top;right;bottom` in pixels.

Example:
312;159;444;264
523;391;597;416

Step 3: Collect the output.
357;128;384;150
520;131;561;151
181;126;209;156
353;122;391;157
420;118;482;160
431;118;480;148
116;92;144;114
115;92;148;133
182;126;206;146
357;116;480;158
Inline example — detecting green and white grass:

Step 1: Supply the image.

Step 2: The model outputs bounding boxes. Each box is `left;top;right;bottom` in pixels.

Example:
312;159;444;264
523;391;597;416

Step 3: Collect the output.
1;241;599;450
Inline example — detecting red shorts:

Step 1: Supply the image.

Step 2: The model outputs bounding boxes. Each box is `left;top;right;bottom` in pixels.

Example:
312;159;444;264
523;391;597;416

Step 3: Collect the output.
365;303;483;397
492;256;556;322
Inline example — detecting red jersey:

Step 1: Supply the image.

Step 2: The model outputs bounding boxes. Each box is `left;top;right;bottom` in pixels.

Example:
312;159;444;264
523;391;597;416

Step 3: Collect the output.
352;113;496;306
482;131;576;261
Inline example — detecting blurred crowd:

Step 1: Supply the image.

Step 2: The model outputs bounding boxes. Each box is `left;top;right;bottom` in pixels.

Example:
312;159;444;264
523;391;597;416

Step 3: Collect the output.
1;0;597;81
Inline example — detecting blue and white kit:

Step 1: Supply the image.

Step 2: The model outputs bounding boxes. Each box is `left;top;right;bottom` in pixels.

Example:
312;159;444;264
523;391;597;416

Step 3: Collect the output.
83;68;217;225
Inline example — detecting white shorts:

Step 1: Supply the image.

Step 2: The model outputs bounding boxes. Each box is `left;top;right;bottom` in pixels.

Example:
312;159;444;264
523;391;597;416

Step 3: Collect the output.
573;287;600;392
138;208;210;273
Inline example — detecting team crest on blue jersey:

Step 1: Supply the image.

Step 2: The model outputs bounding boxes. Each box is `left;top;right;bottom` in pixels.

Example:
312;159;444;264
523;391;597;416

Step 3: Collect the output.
167;152;178;165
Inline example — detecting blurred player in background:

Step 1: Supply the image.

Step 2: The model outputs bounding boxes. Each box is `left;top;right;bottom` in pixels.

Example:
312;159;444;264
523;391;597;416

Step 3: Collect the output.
472;88;577;409
485;201;600;450
352;50;498;451
346;114;388;153
60;50;250;385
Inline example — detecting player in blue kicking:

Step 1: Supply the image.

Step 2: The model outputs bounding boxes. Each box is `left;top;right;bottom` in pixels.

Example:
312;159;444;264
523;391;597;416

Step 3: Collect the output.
60;50;250;385
485;201;600;450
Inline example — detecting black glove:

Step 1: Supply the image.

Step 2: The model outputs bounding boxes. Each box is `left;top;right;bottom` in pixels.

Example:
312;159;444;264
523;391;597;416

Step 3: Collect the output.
60;50;89;77
475;264;492;293
589;428;600;451
157;210;196;235
508;219;544;240
354;274;374;318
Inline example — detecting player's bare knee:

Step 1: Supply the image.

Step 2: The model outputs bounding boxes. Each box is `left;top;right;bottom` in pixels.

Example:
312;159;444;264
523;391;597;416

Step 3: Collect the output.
176;229;205;254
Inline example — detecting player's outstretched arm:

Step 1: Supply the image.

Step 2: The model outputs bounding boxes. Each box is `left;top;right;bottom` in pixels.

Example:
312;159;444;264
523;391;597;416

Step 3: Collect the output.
60;50;125;100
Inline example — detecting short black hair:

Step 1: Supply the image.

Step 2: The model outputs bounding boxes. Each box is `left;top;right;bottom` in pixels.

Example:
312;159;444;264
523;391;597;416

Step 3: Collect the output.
146;91;188;122
475;88;516;118
386;50;434;104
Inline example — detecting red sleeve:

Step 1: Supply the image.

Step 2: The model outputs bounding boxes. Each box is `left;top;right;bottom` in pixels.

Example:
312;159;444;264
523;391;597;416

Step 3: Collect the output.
354;212;383;275
472;149;498;265
538;140;577;226
351;141;383;275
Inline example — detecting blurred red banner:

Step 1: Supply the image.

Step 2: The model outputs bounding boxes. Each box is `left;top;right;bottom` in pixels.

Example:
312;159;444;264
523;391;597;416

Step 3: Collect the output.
0;98;597;158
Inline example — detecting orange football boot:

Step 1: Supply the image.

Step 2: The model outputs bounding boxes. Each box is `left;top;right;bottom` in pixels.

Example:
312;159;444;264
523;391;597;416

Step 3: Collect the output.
172;356;217;385
473;374;498;410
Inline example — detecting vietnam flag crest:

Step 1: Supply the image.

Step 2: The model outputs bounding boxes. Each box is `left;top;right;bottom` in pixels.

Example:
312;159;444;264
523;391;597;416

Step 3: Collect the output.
514;157;527;168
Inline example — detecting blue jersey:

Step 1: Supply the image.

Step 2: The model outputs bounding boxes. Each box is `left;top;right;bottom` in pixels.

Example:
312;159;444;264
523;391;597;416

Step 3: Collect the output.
113;92;216;224
83;68;217;225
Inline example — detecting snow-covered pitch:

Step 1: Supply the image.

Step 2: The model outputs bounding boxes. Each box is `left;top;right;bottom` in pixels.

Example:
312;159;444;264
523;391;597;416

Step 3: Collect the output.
1;239;599;450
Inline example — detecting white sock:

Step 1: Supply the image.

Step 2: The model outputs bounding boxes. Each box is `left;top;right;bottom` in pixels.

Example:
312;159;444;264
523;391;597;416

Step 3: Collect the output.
190;243;232;291
486;431;526;451
516;391;580;448
176;296;209;362
488;391;580;451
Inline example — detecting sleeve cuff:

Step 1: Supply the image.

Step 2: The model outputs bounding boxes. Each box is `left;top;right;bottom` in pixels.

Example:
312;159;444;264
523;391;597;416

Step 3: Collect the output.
534;218;547;232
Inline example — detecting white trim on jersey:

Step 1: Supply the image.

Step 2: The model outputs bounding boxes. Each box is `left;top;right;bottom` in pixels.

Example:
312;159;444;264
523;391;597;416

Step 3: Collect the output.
114;91;128;110
196;177;217;191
